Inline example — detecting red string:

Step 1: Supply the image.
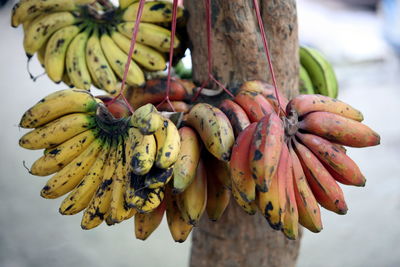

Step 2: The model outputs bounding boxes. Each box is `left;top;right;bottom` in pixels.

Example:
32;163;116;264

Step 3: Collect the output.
109;0;146;114
192;0;234;102
156;0;179;112
252;0;285;116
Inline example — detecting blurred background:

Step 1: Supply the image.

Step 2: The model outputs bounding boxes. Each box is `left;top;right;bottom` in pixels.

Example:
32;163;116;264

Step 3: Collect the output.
0;0;399;266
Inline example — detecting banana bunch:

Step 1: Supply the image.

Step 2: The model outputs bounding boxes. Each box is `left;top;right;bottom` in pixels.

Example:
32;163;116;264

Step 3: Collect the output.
12;0;186;93
19;89;182;229
212;80;379;239
299;46;339;98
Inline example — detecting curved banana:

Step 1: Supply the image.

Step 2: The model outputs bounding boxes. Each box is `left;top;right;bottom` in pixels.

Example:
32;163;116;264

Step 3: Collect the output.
119;0;138;9
131;103;164;134
299;64;314;94
219;99;250;137
206;166;230;221
127;127;156;175
231;183;257;215
122;1;184;23
144;167;173;189
135;199;166;240
234;90;275;122
154;118;181;169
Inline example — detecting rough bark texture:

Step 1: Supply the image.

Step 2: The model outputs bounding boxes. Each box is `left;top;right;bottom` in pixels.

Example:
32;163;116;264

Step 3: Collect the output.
185;0;301;267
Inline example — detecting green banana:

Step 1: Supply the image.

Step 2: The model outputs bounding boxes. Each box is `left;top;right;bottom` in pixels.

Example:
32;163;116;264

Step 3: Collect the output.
299;64;314;94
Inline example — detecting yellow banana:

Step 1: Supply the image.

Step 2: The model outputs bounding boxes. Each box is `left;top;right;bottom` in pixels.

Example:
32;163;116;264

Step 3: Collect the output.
130;103;164;135
20;89;98;128
127;127;156;175
23;12;78;56
154;118;181;169
19;113;96;150
111;30;166;71
144;167;173;189
86;27;118;94
100;31;145;87
231;183;257;215
59;141;110;215
117;22;180;52
66;26;92;90
45;24;82;83
11;0;91;27
135;199;166;240
165;187;193;242
119;0;138;9
176;159;207;226
81;141;118;230
172;126;201;193
40;137;103;199
30;129;97;176
206;165;231;221
122;1;184;23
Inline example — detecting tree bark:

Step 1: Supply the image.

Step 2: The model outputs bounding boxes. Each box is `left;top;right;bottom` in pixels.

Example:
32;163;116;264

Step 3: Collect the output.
185;0;301;267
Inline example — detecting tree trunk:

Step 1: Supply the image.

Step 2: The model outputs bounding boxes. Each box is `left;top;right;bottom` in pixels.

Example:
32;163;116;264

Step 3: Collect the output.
184;0;301;266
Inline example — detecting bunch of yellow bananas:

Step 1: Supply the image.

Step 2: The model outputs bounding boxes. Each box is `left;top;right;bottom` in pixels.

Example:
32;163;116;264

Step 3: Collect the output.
12;0;185;93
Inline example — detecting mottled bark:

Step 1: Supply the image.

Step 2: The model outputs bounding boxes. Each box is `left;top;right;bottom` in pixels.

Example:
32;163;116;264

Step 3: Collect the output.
185;0;301;266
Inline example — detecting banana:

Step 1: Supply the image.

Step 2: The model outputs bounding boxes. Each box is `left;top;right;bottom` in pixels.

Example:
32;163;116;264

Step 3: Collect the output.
19;113;96;150
185;103;234;161
131;103;164;134
30;129;97;176
157;101;191;113
234;90;275;122
298;111;380;147
249;113;284;192
203;154;231;190
206;165;230;221
20;89;98;128
122;1;184;23
100;31;145;87
296;132;366;186
219;99;251;137
11;0;91;27
59;141;110;215
40;136;103;199
154;118;181;169
119;0;138;9
135;199;166;240
281;145;299;240
165;187;193;242
23;11;78;56
144;167;173;189
231;183;257;215
257;143;289;230
300;46;338;98
111;30;167;71
117;22;180;52
66;26;92;90
137;187;165;213
293;139;348;214
81;141;118;230
173;127;201;193
286;94;364;122
289;143;322;233
128;127;157;175
86;27;118;94
230;123;257;203
176;158;207;226
45;24;82;82
299;64;314;94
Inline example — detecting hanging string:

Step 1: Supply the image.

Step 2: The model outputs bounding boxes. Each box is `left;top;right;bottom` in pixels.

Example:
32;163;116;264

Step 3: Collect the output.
192;0;234;102
252;0;285;116
109;0;146;114
156;0;180;112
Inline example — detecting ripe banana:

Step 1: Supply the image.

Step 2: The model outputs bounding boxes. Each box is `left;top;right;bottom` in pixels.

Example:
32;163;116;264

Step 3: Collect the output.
231;183;257;215
135;199;166;240
234;90;275;122
117;22;180;52
206;166;231;221
153;118;181;169
173;126;201;193
45;24;82;83
219;99;251;137
119;0;138;9
23;11;78;56
122;1;184;23
203;154;231;190
100;31;145;87
185;103;234;161
20;89;98;128
249;113;284;192
298;111;380;147
128;127;156;175
286;94;364;122
111;30;167;71
131;103;163;134
293;139;348;214
86;27;118;94
30;129;97;176
300;46;338;98
19;113;96;150
144;167;173;189
230;122;257;203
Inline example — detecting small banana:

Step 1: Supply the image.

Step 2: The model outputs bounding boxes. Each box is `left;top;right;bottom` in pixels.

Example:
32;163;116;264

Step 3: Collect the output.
153;118;181;169
135;199;166;240
299;64;314;94
130;103;164;134
144;167;173;189
128;127;157;175
122;1;184;23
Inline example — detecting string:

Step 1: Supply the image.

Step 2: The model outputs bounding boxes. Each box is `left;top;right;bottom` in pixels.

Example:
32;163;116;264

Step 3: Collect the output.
156;0;179;112
252;0;284;116
109;0;146;114
192;0;234;102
